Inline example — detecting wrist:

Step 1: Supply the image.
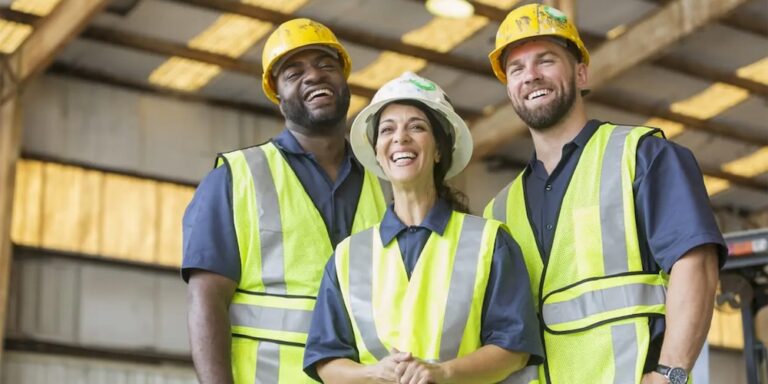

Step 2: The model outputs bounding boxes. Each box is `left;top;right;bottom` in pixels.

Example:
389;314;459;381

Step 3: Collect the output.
655;363;689;384
437;361;454;383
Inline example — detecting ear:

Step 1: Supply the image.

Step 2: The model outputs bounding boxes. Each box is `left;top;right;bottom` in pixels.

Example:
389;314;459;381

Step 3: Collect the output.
575;62;588;89
435;151;441;163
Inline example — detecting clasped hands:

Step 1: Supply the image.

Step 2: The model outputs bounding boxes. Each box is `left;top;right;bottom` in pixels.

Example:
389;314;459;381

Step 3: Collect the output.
366;348;448;384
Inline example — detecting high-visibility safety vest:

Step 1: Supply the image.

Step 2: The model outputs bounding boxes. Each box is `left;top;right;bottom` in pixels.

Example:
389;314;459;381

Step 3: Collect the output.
484;124;669;384
217;142;388;383
335;211;498;365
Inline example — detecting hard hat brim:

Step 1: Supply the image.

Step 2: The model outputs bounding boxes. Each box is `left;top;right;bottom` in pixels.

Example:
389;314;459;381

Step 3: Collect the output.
350;97;473;181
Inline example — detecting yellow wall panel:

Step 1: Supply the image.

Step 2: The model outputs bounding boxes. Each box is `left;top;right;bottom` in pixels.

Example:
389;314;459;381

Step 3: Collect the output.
40;163;87;252
156;183;194;267
11;159;43;246
76;168;104;255
101;174;158;264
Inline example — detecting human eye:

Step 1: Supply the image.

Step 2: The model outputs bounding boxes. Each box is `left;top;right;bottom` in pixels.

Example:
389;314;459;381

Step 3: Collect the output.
378;125;394;135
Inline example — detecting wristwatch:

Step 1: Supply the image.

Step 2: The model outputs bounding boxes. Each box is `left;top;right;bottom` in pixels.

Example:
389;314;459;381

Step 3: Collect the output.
655;364;688;384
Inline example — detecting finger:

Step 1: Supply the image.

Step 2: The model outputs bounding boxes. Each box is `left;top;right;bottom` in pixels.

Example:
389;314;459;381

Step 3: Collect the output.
394;361;407;376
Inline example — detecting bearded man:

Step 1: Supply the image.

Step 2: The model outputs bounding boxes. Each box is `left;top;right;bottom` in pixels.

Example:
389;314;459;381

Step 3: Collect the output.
484;4;726;384
182;19;388;384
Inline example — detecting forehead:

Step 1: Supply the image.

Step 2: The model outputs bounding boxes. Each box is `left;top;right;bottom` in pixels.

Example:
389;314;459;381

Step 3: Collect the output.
276;48;335;73
379;103;429;121
503;37;570;64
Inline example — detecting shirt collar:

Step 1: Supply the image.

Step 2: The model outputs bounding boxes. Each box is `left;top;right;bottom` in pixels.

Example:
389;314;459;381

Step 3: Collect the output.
378;198;453;246
527;119;603;168
272;128;362;171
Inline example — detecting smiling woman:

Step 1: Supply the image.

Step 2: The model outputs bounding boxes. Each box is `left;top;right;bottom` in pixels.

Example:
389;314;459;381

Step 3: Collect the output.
302;72;544;384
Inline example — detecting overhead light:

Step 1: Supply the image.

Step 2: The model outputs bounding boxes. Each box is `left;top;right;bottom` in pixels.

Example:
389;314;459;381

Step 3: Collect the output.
0;20;32;54
402;15;488;53
11;0;61;16
426;0;475;19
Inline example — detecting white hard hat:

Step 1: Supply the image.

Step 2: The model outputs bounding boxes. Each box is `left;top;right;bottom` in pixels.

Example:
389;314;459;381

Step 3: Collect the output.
350;72;473;180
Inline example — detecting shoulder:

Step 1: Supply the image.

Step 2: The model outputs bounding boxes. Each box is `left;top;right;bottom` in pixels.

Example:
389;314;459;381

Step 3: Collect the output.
635;134;700;181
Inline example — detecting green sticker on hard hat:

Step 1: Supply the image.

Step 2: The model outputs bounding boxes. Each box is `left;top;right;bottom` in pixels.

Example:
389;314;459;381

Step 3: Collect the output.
408;78;437;91
544;6;568;23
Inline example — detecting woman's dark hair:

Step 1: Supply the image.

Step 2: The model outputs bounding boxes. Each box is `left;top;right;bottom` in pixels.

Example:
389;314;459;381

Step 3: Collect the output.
372;100;469;213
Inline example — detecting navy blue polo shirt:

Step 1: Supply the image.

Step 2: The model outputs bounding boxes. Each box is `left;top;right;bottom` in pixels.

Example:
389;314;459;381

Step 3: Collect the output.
181;129;364;283
303;199;544;381
523;120;727;372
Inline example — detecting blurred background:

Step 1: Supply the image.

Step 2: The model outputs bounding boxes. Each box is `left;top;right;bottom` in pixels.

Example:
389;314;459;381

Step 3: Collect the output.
0;0;765;382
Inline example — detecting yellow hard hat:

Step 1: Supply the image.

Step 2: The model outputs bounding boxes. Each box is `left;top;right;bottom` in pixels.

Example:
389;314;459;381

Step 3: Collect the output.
261;18;352;104
488;3;589;84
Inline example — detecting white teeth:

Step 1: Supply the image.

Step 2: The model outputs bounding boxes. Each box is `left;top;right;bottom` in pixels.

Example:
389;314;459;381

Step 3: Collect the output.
391;152;416;162
527;89;551;100
308;88;333;100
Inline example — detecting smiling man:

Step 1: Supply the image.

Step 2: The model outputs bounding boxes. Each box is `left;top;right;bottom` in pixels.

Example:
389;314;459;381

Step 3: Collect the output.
182;19;388;384
483;4;726;384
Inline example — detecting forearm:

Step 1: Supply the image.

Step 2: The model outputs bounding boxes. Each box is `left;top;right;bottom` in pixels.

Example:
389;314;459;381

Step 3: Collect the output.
316;358;382;384
439;345;529;384
189;300;233;383
187;272;237;384
659;244;719;369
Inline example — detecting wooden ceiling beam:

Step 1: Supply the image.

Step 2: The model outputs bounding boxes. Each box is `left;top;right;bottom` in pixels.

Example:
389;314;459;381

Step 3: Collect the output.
0;0;109;373
78;24;482;120
721;11;768;38
48;62;283;118
590;90;768;146
167;0;492;76
469;0;751;158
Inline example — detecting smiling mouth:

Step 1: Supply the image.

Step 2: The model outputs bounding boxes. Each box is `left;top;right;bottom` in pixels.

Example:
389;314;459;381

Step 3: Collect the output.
391;151;416;164
526;89;552;100
306;88;334;102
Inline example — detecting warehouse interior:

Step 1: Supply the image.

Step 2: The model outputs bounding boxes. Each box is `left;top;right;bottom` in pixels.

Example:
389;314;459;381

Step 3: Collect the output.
0;0;765;382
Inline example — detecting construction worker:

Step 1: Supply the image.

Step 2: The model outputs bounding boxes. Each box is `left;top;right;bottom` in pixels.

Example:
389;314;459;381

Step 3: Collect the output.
182;19;388;383
484;4;726;384
303;72;543;383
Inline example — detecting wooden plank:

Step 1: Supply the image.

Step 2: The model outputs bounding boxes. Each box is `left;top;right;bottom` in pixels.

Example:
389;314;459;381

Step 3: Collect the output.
0;0;108;370
0;1;108;102
171;0;492;77
470;0;751;158
0;96;20;368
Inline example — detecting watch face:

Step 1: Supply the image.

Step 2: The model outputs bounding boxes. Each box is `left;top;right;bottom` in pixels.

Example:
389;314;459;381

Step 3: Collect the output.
668;367;688;384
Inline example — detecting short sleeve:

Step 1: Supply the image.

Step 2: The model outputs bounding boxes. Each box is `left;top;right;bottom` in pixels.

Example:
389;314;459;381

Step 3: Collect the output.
634;137;727;273
481;228;544;364
303;255;359;381
181;166;241;283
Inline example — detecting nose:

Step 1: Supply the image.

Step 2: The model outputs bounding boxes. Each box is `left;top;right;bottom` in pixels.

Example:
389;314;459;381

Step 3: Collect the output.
393;127;410;144
302;65;327;84
522;65;542;84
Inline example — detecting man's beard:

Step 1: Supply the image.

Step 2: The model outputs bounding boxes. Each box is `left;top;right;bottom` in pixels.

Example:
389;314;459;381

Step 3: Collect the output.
281;85;351;133
512;77;576;131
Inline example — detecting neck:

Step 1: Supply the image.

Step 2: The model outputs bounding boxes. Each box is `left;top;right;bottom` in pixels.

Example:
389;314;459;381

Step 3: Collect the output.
529;99;588;174
288;127;347;181
392;183;437;227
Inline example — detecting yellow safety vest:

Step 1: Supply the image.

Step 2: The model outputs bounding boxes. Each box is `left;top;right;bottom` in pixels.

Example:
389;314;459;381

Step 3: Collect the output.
218;142;388;383
485;124;668;384
335;211;497;365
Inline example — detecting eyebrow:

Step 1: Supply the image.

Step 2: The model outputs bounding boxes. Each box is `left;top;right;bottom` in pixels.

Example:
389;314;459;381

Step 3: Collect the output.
280;52;337;73
507;50;558;66
379;116;430;125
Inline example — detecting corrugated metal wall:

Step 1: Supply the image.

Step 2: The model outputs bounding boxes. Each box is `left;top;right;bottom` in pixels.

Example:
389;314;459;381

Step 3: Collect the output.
2;352;196;384
7;251;189;355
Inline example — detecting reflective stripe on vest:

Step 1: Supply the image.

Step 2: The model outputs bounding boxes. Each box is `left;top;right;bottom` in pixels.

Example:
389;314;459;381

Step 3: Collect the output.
486;124;666;384
337;212;497;364
500;365;539;384
219;142;387;382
